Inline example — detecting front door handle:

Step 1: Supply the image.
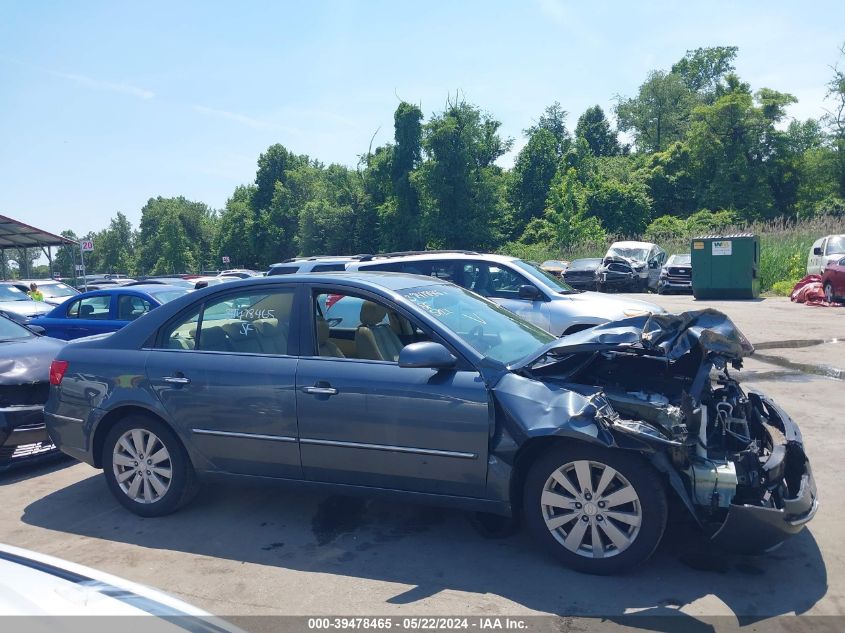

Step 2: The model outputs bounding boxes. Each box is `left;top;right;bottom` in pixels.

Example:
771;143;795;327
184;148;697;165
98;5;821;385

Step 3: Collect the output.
164;376;191;385
301;385;338;396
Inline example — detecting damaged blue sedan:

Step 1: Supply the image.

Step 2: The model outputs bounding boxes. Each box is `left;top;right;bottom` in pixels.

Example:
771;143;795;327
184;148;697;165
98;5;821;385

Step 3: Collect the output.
43;272;817;574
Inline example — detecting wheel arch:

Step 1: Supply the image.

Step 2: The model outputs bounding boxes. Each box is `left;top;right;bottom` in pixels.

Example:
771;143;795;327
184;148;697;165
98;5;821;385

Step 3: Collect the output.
92;405;171;468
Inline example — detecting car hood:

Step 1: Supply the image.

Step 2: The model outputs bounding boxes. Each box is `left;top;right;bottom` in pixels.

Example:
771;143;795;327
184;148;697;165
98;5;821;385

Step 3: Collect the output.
0;300;51;317
556;290;662;317
0;336;66;385
513;308;753;369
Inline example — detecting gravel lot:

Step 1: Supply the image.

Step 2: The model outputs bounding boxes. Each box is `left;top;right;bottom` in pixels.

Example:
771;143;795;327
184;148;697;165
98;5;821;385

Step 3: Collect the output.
1;295;842;627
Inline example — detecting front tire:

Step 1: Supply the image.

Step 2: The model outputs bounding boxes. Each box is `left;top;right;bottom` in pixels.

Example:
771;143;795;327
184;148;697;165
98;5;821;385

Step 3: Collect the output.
523;444;667;574
824;282;834;303
102;415;199;517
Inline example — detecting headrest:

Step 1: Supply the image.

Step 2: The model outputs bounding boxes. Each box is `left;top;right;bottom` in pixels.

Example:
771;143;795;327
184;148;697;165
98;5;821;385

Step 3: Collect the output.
360;301;387;326
316;317;330;342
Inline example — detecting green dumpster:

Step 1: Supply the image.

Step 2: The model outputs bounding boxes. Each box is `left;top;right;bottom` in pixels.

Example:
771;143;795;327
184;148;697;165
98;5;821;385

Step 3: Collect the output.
691;233;760;299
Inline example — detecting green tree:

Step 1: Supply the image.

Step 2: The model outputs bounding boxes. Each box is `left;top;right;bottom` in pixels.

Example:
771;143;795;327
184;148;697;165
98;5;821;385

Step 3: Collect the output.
616;70;695;152
97;212;135;274
215;185;257;268
508;128;560;238
526;102;571;157
388;102;423;251
153;212;195;274
414;99;512;249
824;43;845;197
574;105;620;157
645;142;696;217
53;230;79;278
137;197;214;274
542;168;606;248
583;178;652;236
672;46;738;99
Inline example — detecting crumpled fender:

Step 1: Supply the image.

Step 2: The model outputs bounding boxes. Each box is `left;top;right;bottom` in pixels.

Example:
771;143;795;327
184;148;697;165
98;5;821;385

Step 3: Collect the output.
491;373;614;447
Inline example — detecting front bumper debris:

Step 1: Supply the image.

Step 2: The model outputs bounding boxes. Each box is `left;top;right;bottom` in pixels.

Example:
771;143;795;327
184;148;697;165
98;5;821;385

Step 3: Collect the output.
710;393;818;553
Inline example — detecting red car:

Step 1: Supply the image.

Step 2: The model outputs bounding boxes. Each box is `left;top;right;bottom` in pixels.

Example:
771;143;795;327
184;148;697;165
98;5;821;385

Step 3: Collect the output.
822;255;845;303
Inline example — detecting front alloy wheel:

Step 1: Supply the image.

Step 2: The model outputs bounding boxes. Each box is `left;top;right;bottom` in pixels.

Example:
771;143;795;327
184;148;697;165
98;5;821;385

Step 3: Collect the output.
541;460;642;559
524;444;667;574
824;283;834;303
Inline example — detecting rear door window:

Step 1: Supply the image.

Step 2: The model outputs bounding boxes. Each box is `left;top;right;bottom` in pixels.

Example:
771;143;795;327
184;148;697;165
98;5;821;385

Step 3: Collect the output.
66;295;112;320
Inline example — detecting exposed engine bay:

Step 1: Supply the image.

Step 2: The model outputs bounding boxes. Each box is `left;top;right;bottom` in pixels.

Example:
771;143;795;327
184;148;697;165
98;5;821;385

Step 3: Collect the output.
513;309;818;552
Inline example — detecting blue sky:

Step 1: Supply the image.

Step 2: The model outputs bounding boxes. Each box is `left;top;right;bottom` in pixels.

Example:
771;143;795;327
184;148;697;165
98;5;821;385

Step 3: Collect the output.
1;0;843;238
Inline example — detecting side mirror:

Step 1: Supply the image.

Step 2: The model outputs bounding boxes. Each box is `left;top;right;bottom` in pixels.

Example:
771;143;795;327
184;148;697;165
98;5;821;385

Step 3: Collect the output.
398;342;457;370
27;324;46;335
518;284;542;300
813;247;823;256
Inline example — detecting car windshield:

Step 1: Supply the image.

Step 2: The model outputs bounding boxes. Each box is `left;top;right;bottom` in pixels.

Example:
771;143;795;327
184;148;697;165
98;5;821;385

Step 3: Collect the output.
399;284;555;364
149;289;189;304
38;282;77;298
826;235;845;255
667;254;691;266
0;285;31;302
607;246;650;262
511;259;576;294
0;315;34;340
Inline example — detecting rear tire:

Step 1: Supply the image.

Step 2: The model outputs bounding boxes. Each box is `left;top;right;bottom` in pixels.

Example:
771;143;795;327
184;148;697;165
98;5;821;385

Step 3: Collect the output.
824;283;834;303
102;415;199;517
523;444;667;575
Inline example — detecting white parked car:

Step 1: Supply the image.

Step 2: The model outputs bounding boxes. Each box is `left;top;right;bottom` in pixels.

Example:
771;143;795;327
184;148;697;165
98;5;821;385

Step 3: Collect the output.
600;241;667;292
0;542;239;628
807;234;845;275
347;251;662;336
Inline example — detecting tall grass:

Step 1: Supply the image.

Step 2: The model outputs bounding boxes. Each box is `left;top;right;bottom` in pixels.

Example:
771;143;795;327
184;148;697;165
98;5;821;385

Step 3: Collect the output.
501;215;845;294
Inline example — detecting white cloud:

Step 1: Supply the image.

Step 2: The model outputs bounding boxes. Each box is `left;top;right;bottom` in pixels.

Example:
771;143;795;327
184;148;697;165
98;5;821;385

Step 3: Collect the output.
51;70;154;100
191;105;272;129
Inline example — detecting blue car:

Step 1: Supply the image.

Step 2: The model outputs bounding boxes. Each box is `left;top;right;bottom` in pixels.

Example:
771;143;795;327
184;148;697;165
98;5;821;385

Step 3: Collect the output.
44;273;816;574
30;285;189;340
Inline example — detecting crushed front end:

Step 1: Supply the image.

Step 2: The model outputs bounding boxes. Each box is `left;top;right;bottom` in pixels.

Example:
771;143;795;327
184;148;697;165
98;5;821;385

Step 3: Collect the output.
0;382;59;472
516;309;818;553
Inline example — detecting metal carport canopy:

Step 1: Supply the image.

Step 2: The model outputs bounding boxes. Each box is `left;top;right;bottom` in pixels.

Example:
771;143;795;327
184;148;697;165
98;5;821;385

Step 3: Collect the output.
0;214;76;248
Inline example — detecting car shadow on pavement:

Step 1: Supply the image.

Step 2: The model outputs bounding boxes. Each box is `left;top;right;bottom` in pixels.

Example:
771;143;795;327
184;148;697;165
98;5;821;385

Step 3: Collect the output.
0;455;75;486
22;473;827;627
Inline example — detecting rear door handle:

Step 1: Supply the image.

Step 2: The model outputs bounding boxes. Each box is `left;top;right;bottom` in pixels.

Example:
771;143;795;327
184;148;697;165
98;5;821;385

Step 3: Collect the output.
164;376;191;385
301;385;338;396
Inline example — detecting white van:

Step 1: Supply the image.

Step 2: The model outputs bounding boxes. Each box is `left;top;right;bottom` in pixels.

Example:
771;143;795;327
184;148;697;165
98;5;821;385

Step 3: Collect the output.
807;235;845;275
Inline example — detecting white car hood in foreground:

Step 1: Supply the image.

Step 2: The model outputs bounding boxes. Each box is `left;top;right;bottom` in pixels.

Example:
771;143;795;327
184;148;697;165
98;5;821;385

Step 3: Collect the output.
0;543;238;628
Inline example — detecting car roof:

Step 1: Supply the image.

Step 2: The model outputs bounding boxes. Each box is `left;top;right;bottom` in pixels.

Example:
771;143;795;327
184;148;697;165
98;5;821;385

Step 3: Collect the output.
356;252;519;265
72;284;187;298
221;270;451;292
608;241;655;249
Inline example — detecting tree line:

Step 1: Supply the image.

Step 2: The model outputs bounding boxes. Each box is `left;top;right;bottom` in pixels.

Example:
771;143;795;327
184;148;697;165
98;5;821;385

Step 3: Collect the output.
47;44;845;278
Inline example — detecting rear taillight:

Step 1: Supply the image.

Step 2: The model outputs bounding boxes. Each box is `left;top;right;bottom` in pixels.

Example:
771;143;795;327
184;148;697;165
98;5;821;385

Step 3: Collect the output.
49;360;69;386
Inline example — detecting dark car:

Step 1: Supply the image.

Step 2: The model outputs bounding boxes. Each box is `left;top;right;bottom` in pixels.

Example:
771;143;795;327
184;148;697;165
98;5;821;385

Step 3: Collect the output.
30;285;189;340
562;258;601;291
45;273;817;574
657;254;693;295
0;315;66;471
596;257;639;293
822;256;845;303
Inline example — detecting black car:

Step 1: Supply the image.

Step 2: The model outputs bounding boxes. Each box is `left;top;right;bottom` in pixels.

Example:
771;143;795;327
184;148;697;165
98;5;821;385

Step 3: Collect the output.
596;257;640;293
563;258;601;291
658;254;693;294
0;315;66;471
45;273;817;574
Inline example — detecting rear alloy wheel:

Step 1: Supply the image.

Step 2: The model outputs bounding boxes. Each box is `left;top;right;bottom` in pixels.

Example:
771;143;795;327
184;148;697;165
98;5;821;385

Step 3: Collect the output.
824;283;834;303
523;445;667;574
103;415;198;517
